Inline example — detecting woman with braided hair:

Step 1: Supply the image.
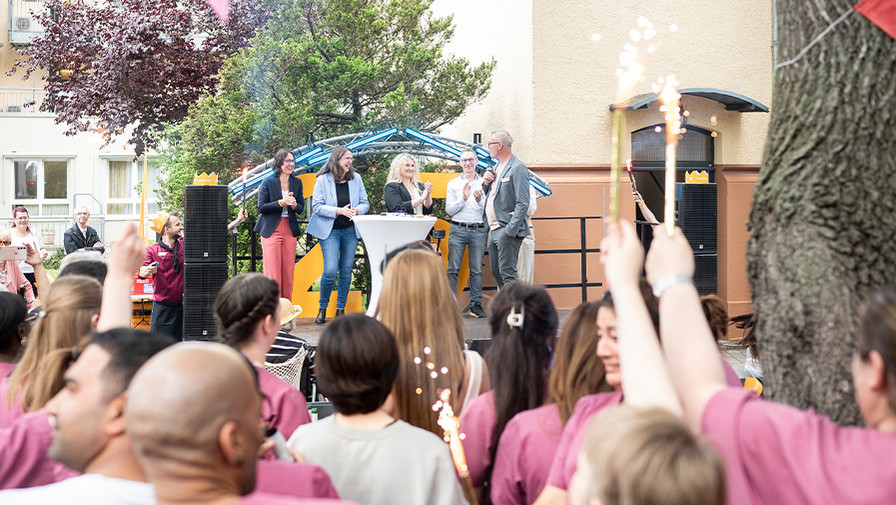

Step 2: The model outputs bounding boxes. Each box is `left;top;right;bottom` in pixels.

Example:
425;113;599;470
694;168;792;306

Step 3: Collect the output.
215;273;310;438
460;281;559;504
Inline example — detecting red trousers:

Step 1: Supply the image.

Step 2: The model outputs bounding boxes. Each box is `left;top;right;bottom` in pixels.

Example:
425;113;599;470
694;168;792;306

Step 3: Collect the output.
261;217;297;299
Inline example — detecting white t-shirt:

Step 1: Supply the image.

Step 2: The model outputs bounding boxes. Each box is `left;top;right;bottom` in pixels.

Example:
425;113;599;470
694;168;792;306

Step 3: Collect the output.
0;473;155;504
287;417;466;505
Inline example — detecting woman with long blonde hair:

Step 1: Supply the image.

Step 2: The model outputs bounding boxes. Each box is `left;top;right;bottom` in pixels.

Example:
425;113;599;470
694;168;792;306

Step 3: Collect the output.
376;248;488;436
384;153;433;215
1;275;102;427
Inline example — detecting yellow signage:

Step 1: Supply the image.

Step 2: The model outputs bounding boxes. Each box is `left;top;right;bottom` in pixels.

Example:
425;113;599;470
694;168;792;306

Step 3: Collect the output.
192;172;218;185
685;171;709;184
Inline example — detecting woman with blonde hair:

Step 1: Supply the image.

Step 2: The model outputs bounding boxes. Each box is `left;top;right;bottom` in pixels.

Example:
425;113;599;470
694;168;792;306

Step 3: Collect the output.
377;248;488;436
384;153;433;215
0;275;102;427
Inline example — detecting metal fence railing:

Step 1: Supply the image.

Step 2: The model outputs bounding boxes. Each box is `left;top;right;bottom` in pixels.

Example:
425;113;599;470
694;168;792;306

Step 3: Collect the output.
230;216;604;305
0;88;46;114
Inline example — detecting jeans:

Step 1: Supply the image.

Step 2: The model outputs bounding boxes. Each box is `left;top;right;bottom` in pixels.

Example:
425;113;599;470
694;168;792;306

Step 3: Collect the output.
319;226;358;310
488;227;524;288
446;224;487;304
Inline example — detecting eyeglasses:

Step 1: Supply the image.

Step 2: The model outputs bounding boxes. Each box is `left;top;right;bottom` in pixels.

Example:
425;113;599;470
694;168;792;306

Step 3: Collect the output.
487;142;501;146
460;159;476;164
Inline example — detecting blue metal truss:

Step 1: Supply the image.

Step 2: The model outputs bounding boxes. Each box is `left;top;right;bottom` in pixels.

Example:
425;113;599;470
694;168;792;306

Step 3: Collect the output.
228;128;552;203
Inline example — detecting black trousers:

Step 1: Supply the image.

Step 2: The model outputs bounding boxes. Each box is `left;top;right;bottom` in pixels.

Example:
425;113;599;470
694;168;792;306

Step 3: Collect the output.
150;301;183;340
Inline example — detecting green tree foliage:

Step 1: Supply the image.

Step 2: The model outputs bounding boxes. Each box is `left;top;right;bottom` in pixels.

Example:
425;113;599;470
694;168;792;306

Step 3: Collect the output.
160;0;494;274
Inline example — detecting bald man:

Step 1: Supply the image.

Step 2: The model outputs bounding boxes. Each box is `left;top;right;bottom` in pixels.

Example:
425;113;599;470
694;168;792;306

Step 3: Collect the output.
125;343;349;505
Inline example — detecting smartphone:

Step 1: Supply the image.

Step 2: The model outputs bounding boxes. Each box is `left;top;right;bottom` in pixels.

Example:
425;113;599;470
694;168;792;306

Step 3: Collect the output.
0;246;27;261
265;427;295;462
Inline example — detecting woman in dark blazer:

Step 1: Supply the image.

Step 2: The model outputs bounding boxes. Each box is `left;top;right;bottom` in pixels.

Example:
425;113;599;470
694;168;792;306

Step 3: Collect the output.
255;148;305;299
384;153;433;215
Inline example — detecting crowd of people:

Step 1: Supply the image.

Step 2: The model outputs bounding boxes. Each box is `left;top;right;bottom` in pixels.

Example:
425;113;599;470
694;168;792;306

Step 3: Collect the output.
2;131;896;505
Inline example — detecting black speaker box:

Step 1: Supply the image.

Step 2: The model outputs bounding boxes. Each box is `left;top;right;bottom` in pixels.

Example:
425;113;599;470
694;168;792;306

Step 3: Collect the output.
677;183;717;254
694;254;718;296
182;262;228;340
184;185;228;262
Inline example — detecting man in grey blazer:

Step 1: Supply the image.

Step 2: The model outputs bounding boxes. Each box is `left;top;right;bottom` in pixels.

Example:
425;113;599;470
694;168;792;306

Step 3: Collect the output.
483;129;530;287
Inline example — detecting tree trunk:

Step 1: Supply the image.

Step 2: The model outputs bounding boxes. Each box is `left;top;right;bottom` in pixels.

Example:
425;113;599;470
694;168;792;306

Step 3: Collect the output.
748;0;896;426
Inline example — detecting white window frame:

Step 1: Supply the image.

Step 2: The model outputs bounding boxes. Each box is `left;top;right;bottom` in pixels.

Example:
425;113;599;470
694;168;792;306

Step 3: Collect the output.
9;156;73;217
104;156;161;219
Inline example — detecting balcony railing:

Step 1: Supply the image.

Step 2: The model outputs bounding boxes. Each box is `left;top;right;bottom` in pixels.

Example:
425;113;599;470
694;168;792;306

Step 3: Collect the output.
8;0;45;46
0;88;47;114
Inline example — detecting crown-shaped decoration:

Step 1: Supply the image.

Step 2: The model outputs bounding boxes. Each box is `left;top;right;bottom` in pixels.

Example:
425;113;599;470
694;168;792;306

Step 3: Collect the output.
149;212;170;235
192;172;218;185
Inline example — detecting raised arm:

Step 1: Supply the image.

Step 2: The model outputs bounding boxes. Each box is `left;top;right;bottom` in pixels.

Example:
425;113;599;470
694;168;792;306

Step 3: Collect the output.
633;191;659;225
97;223;146;331
600;221;681;415
23;244;50;306
644;225;727;431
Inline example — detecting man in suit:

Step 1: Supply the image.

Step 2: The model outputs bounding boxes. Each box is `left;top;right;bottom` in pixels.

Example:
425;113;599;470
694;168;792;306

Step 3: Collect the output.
483;129;530;287
63;206;104;255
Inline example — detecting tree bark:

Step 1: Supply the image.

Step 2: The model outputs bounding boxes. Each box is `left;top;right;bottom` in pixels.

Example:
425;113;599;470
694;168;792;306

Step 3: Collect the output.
748;0;896;425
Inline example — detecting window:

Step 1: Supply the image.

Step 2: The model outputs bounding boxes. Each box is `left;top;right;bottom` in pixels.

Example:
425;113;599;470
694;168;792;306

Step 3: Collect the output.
12;158;70;216
106;158;161;216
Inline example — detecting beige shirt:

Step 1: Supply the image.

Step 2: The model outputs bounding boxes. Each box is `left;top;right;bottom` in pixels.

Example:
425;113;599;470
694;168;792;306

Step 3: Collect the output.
485;160;508;230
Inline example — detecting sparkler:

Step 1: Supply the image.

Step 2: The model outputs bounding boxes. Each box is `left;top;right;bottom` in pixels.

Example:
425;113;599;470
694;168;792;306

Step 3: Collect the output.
608;19;650;222
241;166;248;209
436;389;477;505
626;158;637;193
657;76;681;236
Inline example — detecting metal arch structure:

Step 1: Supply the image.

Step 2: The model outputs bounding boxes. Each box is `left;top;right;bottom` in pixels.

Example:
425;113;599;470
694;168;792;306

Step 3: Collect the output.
227;127;551;204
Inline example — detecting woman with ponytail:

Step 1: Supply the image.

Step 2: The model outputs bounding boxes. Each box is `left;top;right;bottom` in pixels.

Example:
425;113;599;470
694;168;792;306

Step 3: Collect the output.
460;281;559;504
1;275;102;427
215;273;310;438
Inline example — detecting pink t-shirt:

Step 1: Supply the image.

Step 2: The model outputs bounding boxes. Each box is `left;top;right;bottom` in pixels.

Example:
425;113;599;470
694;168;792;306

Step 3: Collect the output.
459;391;497;487
0;363;14;379
544;391;623;490
0;376;25;429
237;491;353;504
257;367;311;439
256;460;339;499
0;409;78;489
704;387;896;505
490;403;564;505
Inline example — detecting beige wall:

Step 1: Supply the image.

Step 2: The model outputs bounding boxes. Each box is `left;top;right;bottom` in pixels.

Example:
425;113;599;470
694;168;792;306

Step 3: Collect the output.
434;1;773;312
434;0;772;166
430;0;534;159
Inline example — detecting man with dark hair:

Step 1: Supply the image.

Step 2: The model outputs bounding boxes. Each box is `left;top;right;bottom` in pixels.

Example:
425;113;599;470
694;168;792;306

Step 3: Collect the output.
0;328;176;502
139;211;185;339
58;260;108;285
286;314;466;505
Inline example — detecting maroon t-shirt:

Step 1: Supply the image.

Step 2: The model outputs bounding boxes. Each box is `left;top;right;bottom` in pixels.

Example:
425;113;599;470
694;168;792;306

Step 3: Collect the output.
142;238;184;303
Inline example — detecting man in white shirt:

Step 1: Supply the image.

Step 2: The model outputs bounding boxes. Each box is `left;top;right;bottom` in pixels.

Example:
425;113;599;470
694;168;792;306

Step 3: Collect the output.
0;329;176;504
446;149;488;318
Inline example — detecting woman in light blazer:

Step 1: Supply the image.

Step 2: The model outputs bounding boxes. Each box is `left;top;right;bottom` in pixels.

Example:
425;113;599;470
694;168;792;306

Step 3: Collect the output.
255;148;305;299
306;146;369;324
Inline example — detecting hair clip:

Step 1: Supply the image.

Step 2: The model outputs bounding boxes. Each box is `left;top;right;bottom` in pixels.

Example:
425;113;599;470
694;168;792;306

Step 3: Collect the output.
38;310;47;319
506;306;524;329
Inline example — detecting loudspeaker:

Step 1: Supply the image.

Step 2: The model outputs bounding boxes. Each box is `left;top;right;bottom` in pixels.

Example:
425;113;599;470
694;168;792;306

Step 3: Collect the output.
182;262;228;340
694;253;718;296
184;185;228;262
676;183;717;254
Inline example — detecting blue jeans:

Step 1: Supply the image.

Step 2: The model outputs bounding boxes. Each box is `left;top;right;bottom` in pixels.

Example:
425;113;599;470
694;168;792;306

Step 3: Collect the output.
319;226;358;310
446;224;487;304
